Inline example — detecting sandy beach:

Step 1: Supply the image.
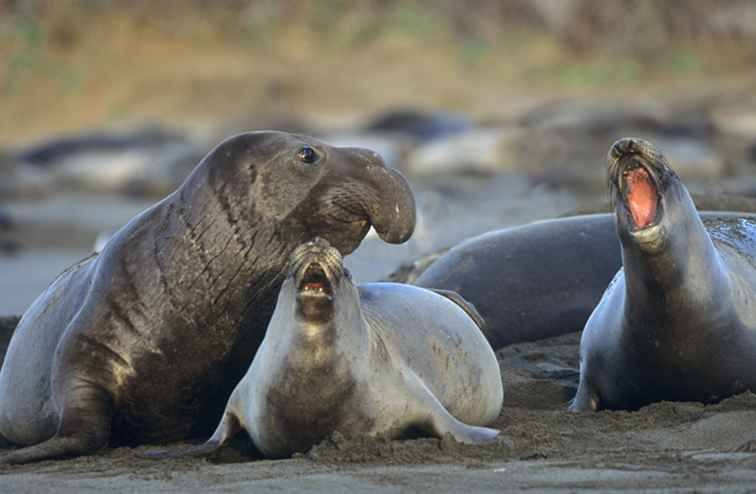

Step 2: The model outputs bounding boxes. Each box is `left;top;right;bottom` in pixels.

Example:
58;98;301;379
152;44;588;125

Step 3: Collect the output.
0;318;754;493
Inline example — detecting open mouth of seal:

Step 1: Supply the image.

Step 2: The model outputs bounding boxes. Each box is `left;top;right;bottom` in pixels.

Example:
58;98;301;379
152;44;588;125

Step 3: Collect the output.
619;162;662;232
298;262;334;299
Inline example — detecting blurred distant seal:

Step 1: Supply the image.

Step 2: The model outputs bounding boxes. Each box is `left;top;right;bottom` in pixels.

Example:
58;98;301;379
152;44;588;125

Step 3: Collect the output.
146;238;502;459
415;214;621;348
570;138;756;412
0;131;416;464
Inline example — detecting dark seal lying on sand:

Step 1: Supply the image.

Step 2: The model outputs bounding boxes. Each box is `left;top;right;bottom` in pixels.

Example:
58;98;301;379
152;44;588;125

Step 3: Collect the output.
571;137;756;412
413;211;756;350
146;238;502;459
0;131;416;464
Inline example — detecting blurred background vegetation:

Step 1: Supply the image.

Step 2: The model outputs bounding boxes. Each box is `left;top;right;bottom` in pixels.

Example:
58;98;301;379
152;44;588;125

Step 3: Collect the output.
2;0;756;145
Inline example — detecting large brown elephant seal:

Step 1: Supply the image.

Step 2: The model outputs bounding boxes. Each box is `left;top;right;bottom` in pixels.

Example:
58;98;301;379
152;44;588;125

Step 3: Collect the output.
570;138;756;412
146;238;502;459
0;131;416;464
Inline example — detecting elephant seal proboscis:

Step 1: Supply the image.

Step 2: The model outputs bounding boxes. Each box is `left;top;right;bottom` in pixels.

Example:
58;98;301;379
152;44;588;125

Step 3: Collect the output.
0;131;417;464
570;137;756;412
146;238;503;459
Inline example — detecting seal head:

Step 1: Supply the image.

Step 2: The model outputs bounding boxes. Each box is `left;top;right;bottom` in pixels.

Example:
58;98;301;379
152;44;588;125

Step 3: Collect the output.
291;238;347;323
189;132;416;255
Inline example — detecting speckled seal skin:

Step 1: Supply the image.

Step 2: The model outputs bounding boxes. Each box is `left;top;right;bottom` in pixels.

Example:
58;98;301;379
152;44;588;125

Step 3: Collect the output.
145;238;502;460
0;131;416;464
570;138;756;412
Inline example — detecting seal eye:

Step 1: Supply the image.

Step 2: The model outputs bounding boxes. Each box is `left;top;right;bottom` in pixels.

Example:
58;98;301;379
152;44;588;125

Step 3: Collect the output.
297;146;318;165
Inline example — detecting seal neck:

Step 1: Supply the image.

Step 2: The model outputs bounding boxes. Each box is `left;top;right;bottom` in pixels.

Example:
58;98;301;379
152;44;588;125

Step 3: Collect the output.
153;183;293;325
621;191;732;327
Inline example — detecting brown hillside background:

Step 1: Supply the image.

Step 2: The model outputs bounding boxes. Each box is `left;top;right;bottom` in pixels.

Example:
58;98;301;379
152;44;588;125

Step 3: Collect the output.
2;0;756;146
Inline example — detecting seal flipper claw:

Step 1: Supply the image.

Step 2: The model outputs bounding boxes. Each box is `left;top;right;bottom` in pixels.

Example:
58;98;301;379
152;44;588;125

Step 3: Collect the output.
430;289;486;331
568;382;599;413
143;411;241;460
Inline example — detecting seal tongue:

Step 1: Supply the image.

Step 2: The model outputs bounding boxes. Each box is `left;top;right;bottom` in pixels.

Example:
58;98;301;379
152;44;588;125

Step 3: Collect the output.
625;167;657;229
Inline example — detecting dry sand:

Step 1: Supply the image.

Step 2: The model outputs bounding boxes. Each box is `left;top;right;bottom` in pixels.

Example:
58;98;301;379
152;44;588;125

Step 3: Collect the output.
0;317;755;492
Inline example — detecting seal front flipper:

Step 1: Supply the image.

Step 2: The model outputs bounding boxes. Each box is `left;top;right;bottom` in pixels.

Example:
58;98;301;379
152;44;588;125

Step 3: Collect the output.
143;411;242;460
403;370;500;444
429;289;486;331
568;380;600;413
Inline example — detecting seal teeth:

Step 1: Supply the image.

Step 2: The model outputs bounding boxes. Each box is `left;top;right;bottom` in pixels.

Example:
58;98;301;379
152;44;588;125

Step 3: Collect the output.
299;262;334;296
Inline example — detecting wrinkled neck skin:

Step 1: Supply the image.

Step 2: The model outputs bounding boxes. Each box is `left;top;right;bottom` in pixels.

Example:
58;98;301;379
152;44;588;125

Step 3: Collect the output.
618;182;733;332
145;164;295;329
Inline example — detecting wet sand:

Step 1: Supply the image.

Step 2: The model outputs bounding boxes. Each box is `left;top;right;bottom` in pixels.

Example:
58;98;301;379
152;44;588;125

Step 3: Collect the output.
0;319;754;492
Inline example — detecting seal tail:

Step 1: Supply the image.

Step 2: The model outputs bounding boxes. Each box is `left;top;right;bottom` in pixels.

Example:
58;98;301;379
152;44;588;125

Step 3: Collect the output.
142;412;241;460
430;289;487;332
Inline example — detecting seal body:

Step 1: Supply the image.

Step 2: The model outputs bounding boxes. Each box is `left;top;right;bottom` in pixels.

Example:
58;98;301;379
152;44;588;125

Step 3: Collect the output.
148;238;502;459
415;214;621;348
0;131;416;464
570;138;756;412
415;210;756;349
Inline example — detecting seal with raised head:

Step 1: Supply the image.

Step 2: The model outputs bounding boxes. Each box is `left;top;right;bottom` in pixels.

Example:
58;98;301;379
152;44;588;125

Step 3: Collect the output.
0;131;416;464
146;238;502;459
569;137;756;412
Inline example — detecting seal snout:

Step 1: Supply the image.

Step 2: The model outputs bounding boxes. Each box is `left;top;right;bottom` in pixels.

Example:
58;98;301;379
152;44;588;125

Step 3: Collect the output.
291;238;345;301
299;262;334;299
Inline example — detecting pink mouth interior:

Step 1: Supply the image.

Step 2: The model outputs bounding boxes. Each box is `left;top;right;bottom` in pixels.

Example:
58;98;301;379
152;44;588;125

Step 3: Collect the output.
625;167;657;229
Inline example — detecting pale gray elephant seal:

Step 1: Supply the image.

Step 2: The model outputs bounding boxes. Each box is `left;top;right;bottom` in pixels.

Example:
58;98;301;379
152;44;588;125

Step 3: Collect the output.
570;137;756;412
0;131;416;464
146;238;502;459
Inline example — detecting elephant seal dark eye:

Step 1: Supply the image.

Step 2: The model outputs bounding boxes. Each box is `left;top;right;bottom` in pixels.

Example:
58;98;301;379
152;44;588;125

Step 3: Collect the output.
297;146;318;164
